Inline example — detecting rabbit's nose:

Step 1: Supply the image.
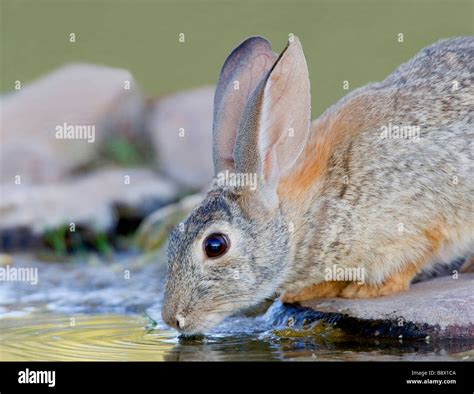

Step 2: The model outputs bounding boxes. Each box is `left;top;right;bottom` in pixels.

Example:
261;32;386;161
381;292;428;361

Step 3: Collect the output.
162;307;186;331
175;314;186;330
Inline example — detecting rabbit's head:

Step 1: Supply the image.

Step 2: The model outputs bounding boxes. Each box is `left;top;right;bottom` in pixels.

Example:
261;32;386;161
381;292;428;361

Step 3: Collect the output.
162;36;311;334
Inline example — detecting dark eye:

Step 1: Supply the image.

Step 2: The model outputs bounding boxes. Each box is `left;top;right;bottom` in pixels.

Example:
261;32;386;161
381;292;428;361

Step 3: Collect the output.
203;233;230;258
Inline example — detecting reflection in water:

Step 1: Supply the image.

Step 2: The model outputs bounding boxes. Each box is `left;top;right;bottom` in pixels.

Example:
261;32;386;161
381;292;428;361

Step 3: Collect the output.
0;315;175;361
0;314;472;361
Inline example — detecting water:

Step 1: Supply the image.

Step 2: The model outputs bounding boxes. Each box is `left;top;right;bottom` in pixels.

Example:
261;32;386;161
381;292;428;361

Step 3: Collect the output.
1;313;472;361
0;254;472;361
0;314;174;361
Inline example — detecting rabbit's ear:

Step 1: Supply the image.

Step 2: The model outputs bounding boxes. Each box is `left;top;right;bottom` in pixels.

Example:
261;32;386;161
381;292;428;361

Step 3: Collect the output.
213;37;278;173
235;36;311;207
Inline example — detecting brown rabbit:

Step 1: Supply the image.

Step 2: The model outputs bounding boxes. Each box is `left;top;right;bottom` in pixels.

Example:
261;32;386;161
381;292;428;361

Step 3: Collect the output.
162;35;474;334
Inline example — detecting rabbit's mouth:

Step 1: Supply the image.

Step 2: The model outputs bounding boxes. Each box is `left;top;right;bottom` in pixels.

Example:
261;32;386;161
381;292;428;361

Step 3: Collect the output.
162;298;233;335
171;311;231;336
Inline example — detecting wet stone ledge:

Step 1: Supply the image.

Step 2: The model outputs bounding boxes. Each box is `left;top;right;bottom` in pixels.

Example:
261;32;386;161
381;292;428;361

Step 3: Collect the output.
271;273;474;340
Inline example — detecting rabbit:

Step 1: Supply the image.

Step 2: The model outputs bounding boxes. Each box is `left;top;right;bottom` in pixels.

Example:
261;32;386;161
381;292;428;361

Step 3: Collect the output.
162;35;474;334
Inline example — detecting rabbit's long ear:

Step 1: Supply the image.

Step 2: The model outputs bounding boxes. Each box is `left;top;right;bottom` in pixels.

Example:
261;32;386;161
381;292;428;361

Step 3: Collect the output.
213;37;278;173
234;36;311;207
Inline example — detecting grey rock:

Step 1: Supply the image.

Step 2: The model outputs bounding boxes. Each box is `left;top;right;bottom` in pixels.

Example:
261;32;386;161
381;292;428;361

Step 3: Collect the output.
136;193;204;252
274;274;474;339
0;167;179;236
0;63;146;184
147;86;214;190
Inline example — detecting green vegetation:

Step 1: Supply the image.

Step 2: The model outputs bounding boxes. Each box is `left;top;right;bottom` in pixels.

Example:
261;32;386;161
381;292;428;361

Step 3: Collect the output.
43;224;115;258
1;0;472;117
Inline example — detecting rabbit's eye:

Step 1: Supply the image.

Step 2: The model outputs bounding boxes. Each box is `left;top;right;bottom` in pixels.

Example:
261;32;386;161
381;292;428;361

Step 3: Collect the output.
203;233;230;258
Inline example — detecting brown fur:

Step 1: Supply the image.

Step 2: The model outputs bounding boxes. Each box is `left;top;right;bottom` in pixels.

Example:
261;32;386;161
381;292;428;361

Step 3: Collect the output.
281;281;348;302
282;258;423;302
279;93;385;201
282;221;452;302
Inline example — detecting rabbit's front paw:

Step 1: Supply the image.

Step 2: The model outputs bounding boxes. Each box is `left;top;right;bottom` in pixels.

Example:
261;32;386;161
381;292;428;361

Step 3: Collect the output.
281;281;348;303
339;282;400;298
340;273;412;298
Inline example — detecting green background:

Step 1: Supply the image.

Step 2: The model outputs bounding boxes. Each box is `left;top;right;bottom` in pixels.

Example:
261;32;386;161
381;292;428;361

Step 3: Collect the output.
1;0;473;116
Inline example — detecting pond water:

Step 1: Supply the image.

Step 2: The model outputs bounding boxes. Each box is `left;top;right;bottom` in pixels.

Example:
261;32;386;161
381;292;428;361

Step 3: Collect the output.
2;313;473;361
0;254;472;361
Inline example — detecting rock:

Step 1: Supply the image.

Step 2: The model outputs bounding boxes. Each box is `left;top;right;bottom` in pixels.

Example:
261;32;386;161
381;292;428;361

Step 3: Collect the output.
136;193;204;251
0;167;179;243
147;86;214;190
0;64;217;247
274;274;474;339
0;64;147;184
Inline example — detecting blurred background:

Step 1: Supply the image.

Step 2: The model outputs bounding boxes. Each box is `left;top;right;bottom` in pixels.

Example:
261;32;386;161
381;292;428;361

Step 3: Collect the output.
1;0;473;254
0;0;473;362
2;0;473;115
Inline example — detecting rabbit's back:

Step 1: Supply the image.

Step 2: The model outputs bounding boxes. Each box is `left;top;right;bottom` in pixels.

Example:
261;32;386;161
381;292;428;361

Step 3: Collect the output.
376;36;473;126
282;37;473;287
341;37;474;214
330;37;473;135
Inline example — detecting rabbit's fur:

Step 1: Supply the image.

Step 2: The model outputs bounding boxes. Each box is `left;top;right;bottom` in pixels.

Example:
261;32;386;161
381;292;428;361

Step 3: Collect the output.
162;36;473;334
